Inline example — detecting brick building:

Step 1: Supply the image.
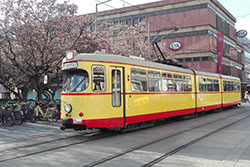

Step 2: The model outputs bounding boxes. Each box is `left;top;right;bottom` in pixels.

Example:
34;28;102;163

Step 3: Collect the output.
95;0;244;79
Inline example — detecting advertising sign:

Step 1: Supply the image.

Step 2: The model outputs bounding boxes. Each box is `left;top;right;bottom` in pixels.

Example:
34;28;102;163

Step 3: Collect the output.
217;32;224;74
169;41;182;51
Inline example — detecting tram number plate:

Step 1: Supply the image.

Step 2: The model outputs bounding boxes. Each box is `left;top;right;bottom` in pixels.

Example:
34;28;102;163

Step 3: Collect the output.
73;118;82;124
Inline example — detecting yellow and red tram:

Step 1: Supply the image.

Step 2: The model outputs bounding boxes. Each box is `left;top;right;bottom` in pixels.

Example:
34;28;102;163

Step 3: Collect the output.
60;51;241;130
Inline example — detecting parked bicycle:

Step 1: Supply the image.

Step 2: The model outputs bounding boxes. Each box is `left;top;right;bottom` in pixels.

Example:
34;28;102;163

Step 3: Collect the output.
34;101;58;122
0;106;14;127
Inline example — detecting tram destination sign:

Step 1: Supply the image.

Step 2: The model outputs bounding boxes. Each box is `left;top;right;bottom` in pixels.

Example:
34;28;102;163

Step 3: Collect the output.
62;62;78;70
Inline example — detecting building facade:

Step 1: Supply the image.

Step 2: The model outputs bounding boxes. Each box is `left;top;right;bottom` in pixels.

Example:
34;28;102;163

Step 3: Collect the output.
96;0;244;79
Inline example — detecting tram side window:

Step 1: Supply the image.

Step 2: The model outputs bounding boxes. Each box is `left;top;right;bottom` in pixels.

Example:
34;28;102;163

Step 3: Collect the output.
183;75;192;92
213;79;219;91
173;74;183;92
199;77;207;92
92;65;106;91
131;68;147;92
236;82;241;91
223;80;230;92
162;73;174;92
207;79;213;91
148;71;161;92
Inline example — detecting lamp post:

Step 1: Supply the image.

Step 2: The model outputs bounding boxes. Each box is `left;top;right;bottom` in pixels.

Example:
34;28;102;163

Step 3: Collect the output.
95;0;111;32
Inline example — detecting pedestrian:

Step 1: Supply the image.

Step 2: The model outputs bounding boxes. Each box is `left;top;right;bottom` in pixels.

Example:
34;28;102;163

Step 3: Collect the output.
244;91;249;103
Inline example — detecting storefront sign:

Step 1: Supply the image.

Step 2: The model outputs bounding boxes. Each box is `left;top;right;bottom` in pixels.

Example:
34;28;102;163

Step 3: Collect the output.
236;30;247;38
169;41;182;51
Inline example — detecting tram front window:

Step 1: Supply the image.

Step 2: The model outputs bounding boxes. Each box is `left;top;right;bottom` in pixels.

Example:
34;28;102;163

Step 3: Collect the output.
63;70;89;92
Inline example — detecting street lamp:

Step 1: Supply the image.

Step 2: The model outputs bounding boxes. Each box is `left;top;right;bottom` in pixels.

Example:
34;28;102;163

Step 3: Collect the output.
95;0;112;31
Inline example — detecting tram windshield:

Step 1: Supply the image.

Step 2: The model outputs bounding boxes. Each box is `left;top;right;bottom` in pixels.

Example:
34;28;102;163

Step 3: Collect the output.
63;70;89;92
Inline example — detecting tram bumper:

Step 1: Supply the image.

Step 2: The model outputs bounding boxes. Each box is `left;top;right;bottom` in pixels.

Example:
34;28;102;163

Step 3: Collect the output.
61;118;87;131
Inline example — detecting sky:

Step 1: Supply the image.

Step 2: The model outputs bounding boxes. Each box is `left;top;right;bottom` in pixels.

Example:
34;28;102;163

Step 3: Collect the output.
57;0;250;38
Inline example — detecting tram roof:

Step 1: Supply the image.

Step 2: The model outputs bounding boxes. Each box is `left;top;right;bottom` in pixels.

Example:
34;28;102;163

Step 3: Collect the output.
194;70;240;81
73;53;240;81
75;53;194;74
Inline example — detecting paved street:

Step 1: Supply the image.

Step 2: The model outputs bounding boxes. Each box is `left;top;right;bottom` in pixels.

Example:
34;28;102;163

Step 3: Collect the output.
0;104;250;167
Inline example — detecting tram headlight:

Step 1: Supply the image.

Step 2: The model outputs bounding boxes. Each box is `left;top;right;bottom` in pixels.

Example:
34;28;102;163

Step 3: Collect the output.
64;104;72;113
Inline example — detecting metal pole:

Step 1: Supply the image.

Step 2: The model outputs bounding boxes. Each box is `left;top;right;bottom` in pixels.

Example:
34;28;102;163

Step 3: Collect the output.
148;21;151;57
95;3;98;32
95;0;112;32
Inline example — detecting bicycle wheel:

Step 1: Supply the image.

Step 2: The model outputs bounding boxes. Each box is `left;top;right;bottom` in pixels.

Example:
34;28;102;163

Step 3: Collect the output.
28;109;36;123
4;113;14;127
14;111;23;125
47;110;58;122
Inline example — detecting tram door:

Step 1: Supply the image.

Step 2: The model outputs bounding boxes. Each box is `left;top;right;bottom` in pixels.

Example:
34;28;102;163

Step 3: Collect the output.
110;67;125;127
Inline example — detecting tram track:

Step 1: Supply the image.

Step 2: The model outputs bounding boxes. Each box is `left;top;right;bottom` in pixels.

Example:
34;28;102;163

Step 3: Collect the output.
0;106;247;164
82;107;250;167
0;130;118;163
0;130;99;152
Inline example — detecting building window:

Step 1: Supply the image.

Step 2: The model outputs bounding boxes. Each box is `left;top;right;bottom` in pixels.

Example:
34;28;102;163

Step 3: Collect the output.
167;9;175;14
177;58;184;62
192;31;200;36
192;5;199;10
185;58;192;62
176;7;183;12
184;6;192;11
133;17;139;25
161;10;167;15
147;12;153;17
200;30;208;35
200;4;208;9
184;32;191;37
176;33;183;38
126;19;131;25
201;57;209;61
193;57;200;62
154;11;161;16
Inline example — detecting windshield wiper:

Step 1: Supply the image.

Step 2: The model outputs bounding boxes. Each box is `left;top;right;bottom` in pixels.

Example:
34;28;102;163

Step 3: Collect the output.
70;77;86;92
